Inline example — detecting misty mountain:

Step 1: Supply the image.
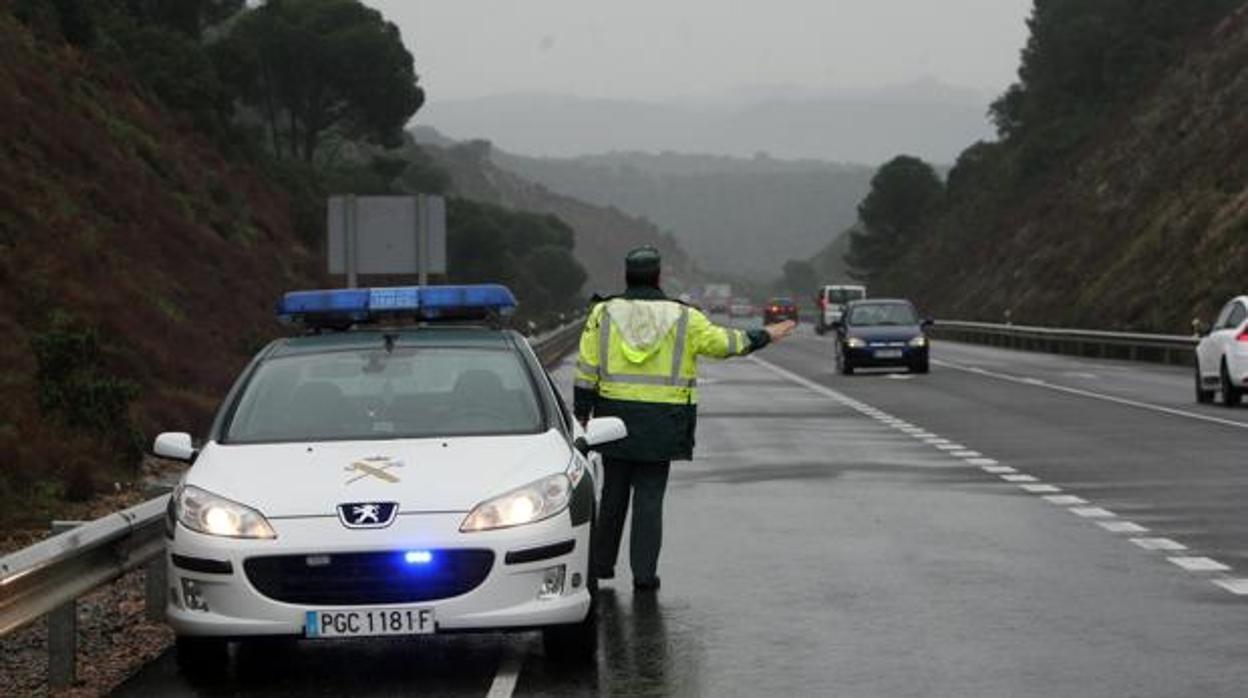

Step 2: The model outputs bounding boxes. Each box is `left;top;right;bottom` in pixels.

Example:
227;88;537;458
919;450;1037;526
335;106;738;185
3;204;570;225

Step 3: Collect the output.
416;79;996;165
472;143;874;278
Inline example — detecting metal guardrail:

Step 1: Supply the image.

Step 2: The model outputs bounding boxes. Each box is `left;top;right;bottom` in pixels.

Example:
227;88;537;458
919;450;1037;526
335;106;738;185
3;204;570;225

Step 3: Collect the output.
0;315;588;687
932;320;1199;366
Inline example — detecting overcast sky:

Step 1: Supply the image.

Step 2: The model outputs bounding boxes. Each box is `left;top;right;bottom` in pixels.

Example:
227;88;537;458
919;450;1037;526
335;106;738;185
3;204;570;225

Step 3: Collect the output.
365;0;1034;102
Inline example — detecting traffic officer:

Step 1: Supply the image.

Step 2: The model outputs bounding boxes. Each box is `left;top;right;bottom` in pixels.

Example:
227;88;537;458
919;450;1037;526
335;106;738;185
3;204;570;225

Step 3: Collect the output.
574;246;796;591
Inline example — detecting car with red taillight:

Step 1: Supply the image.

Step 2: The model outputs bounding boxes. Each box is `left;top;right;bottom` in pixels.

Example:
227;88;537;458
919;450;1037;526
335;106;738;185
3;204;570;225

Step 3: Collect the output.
1195;295;1248;406
764;297;799;325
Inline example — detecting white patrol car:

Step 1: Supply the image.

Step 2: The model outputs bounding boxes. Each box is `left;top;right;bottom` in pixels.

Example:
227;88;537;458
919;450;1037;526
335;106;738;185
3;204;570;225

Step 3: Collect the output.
153;285;625;673
1195;295;1248;406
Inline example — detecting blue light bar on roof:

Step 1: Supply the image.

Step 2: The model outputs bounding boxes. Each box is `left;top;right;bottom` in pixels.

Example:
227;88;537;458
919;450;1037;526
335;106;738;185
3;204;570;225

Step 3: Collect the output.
276;284;516;325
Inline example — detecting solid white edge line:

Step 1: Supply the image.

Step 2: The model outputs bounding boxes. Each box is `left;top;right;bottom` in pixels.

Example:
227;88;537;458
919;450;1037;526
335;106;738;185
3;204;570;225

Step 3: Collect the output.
485;637;528;698
932;358;1248;432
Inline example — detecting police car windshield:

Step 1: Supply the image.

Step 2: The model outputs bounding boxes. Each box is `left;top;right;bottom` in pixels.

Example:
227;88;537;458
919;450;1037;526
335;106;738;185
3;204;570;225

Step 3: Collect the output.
224;347;543;443
847;303;918;327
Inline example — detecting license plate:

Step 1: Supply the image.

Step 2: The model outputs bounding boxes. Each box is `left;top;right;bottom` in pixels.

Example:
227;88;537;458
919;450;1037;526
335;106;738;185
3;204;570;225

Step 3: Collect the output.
874;349;903;359
305;607;435;638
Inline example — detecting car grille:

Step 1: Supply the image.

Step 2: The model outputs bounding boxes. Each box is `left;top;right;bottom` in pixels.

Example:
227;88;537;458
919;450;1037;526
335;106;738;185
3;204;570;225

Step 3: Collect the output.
244;550;495;606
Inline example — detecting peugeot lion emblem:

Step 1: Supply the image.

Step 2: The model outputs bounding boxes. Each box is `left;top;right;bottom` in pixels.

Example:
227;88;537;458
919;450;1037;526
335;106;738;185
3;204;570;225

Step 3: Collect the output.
337;502;399;529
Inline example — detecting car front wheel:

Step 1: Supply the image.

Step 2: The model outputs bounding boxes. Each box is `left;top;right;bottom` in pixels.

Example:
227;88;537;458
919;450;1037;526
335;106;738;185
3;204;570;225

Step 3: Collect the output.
542;604;598;664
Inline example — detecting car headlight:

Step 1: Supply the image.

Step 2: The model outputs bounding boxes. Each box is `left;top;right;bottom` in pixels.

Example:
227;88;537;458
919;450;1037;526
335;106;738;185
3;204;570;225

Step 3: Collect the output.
909;335;928;348
460;473;571;532
846;337;867;348
174;484;276;539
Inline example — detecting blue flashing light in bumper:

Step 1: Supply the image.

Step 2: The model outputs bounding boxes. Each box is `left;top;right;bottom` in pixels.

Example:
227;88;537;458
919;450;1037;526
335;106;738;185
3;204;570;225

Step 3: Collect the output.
277;285;517;325
404;550;434;565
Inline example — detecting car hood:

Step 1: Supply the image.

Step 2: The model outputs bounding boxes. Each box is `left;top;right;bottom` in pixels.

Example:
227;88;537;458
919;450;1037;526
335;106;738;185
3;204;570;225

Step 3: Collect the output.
847;325;922;342
184;429;572;517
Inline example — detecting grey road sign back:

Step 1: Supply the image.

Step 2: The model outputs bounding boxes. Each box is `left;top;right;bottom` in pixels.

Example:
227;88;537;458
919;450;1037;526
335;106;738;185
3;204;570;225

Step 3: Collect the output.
328;195;447;281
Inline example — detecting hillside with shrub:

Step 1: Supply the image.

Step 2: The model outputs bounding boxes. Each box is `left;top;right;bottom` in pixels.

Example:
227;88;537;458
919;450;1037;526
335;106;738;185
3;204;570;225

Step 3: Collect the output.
846;0;1247;332
0;1;631;524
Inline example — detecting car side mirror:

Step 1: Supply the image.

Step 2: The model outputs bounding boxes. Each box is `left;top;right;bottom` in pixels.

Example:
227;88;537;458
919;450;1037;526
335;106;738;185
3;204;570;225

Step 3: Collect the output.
153;432;196;462
922;318;935;328
574;417;628;455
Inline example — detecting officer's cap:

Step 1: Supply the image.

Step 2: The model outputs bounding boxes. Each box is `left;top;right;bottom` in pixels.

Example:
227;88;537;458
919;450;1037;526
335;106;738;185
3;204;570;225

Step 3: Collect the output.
625;246;662;276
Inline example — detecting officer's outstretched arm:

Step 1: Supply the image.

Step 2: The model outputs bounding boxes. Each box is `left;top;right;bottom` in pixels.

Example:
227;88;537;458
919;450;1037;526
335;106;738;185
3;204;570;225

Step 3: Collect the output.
689;310;767;359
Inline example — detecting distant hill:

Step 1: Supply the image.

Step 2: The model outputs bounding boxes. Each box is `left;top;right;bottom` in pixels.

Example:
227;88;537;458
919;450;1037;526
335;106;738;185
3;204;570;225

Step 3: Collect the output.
467;141;875;278
417;79;996;165
412;136;702;295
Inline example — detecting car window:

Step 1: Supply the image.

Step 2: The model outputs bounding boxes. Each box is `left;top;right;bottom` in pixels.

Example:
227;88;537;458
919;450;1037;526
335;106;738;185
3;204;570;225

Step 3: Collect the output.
848;304;917;326
1213;303;1235;330
225;347;543;443
1226;303;1247;329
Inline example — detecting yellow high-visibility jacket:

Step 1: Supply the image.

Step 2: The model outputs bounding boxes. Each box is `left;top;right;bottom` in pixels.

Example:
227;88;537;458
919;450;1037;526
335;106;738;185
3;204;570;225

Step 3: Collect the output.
573;289;765;461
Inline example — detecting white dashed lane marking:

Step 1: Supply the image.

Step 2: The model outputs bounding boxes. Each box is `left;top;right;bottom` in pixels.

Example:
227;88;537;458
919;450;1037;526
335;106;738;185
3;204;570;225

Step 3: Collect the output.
747;355;1245;599
1130;538;1188;552
1001;474;1040;483
1213;579;1248;595
1070;507;1117;519
1168;557;1231;572
1097;520;1148;533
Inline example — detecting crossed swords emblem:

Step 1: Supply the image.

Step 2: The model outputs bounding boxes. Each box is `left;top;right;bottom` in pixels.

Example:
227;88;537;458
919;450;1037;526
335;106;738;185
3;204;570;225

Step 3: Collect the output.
344;456;405;484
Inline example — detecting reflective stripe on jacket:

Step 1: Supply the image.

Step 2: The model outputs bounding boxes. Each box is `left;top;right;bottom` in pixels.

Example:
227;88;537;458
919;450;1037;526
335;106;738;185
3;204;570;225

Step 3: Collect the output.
574;298;752;406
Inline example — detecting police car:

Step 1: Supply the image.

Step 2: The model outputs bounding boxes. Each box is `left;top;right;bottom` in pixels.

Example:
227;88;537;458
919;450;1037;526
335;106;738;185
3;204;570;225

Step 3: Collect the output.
153;285;625;672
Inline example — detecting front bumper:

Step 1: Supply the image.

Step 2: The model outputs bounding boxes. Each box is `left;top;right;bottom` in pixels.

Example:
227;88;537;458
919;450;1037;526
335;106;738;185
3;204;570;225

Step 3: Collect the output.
166;511;591;638
843;345;928;367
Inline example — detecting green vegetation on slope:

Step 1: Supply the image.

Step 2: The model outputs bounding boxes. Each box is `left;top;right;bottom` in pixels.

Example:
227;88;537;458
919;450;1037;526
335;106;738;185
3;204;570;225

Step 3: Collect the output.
845;0;1248;331
0;1;594;522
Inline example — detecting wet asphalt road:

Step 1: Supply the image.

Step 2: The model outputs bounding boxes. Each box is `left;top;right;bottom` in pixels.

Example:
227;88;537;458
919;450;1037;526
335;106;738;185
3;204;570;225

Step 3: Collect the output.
113;328;1248;697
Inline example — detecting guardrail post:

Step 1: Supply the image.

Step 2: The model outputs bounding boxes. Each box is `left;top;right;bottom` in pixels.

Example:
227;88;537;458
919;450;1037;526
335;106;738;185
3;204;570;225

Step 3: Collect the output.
47;520;83;689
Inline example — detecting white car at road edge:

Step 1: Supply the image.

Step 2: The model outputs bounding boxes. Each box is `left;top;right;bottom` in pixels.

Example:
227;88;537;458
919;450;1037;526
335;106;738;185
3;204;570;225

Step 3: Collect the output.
1195;295;1248;406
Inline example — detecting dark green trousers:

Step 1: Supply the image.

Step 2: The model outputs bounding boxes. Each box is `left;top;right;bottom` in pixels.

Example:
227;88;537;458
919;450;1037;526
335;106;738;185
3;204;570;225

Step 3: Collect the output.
594;458;671;584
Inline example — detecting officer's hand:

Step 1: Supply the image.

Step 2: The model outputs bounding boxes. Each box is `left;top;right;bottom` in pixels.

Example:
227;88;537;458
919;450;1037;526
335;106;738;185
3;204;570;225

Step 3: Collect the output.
765;320;797;342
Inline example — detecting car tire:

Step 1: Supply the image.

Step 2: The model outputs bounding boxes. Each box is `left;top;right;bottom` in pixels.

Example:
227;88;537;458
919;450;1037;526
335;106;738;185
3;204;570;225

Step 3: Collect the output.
911;359;930;374
1196;362;1215;404
1221;360;1243;407
541;601;598;665
838;349;854;376
176;636;228;680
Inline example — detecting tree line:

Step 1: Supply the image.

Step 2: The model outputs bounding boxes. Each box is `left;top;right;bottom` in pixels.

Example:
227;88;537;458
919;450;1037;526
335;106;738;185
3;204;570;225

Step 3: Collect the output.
832;0;1241;313
12;0;588;320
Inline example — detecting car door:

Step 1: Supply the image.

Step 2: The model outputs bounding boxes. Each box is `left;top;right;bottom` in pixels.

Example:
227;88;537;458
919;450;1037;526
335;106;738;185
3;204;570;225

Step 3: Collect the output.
1220;302;1248;369
1203;301;1240;378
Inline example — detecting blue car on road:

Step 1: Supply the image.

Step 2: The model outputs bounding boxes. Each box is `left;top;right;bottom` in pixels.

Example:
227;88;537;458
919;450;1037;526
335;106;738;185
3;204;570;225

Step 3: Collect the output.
833;299;932;375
